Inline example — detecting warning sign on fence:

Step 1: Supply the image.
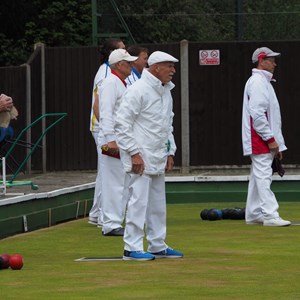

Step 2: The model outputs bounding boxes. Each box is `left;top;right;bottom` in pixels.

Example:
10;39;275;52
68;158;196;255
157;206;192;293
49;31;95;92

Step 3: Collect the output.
199;50;220;65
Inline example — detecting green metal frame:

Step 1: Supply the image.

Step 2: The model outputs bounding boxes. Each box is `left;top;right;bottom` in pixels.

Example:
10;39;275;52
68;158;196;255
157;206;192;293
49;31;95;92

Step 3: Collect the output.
91;0;135;45
0;113;67;190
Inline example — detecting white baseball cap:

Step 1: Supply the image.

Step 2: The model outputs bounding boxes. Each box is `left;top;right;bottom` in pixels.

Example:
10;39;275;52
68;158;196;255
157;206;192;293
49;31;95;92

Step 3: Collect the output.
148;51;179;66
108;49;138;65
252;47;281;63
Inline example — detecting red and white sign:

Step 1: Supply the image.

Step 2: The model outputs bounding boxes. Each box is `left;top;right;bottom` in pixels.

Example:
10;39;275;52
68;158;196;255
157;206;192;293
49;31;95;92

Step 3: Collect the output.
199;50;220;65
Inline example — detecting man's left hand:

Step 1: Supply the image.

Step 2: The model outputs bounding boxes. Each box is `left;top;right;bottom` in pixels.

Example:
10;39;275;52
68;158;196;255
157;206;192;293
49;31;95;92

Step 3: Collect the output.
165;155;174;172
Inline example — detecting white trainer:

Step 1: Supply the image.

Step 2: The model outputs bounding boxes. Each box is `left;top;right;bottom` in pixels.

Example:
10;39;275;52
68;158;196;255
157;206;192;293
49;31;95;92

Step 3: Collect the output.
88;217;98;225
246;217;264;225
263;217;291;227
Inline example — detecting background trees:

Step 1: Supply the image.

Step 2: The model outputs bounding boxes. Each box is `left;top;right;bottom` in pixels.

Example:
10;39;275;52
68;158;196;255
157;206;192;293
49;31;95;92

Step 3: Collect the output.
0;0;299;66
0;0;91;66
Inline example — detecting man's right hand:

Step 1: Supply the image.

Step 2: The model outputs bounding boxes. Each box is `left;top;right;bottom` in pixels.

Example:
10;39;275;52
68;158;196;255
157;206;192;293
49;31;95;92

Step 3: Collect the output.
131;153;144;175
107;141;119;156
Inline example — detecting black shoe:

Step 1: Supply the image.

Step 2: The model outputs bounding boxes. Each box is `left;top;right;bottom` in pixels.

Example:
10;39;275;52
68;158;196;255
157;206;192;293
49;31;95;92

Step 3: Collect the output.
102;227;124;236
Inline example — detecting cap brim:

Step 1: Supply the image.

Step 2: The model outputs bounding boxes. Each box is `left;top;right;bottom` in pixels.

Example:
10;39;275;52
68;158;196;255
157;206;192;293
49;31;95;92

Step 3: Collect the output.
266;52;281;58
158;59;179;63
149;59;179;66
124;56;138;62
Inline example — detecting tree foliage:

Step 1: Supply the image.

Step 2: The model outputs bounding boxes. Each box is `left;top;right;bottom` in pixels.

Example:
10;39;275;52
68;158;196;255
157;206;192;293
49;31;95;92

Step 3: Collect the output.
117;0;237;43
0;0;92;66
0;0;299;66
116;0;299;44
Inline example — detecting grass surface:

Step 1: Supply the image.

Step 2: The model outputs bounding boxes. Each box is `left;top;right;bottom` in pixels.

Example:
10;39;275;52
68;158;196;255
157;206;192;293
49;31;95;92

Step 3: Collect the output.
1;202;300;299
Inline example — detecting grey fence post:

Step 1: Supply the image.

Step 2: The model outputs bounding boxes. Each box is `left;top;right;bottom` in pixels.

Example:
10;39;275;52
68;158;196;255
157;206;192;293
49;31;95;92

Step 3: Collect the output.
40;43;46;173
25;63;32;174
180;40;190;173
34;43;47;173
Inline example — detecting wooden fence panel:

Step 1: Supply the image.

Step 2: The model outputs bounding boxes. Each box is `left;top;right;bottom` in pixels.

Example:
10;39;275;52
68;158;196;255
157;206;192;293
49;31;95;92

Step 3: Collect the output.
188;40;300;166
44;47;100;170
1;41;299;171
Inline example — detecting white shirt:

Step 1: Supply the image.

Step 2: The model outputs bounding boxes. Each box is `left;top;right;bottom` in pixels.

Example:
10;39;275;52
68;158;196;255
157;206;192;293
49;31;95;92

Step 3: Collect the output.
125;67;141;86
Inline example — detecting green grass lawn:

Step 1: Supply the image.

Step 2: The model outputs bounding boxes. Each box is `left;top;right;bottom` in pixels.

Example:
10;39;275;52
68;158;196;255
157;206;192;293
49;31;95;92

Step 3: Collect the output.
1;202;300;300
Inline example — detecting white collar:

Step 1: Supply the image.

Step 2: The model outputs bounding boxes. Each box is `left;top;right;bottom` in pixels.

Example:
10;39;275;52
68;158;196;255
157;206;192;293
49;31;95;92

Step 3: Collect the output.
252;68;275;82
142;69;175;94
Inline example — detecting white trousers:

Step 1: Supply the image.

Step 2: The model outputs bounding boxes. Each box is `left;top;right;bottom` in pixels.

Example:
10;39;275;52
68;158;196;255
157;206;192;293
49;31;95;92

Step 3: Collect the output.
124;173;167;253
101;155;127;234
89;132;103;224
246;153;279;222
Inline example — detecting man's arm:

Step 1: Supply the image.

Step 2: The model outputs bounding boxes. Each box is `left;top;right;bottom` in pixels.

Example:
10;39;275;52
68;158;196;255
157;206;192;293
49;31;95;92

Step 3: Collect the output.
248;80;274;142
99;79;118;143
115;89;141;155
93;93;99;121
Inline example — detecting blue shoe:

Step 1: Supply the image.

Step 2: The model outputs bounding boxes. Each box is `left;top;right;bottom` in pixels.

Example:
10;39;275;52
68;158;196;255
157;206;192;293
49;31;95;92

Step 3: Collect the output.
151;247;183;258
123;250;155;261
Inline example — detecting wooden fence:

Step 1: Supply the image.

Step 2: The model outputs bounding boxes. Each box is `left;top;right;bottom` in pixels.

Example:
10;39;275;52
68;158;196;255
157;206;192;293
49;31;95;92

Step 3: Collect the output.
0;40;299;172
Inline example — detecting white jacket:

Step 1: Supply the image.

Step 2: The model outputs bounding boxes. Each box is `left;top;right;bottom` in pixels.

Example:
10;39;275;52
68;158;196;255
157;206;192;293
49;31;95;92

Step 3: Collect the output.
89;62;111;133
98;72;127;145
115;69;176;175
242;68;287;156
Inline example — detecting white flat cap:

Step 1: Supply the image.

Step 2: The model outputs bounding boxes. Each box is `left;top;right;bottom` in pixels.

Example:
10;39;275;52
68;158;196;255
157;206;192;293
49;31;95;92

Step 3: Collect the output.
148;51;179;66
108;49;138;65
252;47;281;63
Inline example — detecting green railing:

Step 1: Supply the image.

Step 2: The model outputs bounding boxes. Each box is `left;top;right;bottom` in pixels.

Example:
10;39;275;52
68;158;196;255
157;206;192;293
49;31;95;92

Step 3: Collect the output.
0;113;67;189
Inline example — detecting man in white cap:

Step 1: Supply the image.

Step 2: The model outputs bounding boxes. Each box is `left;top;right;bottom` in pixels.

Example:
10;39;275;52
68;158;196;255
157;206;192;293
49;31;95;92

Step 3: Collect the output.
115;51;184;260
88;39;125;227
242;47;291;227
99;49;138;236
